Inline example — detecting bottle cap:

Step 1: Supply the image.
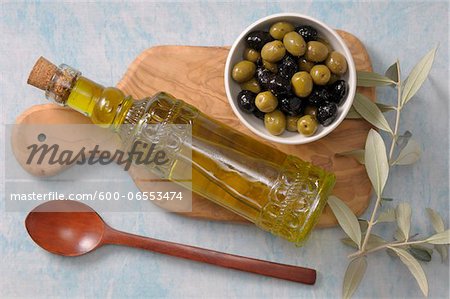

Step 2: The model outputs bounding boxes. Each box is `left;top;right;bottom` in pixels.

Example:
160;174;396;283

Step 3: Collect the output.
27;57;57;91
27;57;80;104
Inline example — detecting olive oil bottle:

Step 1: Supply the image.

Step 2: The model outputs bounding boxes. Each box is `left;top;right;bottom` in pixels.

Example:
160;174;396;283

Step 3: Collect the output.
27;57;335;245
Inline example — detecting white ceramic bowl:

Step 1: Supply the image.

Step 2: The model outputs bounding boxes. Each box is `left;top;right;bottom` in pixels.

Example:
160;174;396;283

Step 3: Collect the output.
224;13;356;145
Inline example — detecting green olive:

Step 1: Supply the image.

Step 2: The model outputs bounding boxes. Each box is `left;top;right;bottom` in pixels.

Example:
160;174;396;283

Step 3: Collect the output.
232;60;256;83
304;106;318;118
310;65;331;85
328;73;340;85
297;115;318;136
286;115;300;132
262;59;278;73
255;91;278;113
317;38;333;54
264;110;286;136
283;32;306;57
326;51;348;75
305;41;329;62
269;21;295;40
298;57;315;72
261;40;286;63
243;48;261;63
240;78;261;94
291;71;313;97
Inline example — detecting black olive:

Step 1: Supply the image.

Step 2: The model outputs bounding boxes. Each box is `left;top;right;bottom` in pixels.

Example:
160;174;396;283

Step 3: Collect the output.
317;101;338;126
252;109;265;120
279;96;290;115
267;75;291;97
308;86;332;107
295;25;318;42
279;94;305;116
256;57;263;67
237;90;256;113
255;67;273;90
246;31;273;51
278;55;299;80
327;80;347;105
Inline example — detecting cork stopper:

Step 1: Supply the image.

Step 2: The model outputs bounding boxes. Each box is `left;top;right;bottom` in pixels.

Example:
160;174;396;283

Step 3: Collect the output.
27;57;58;91
27;57;80;104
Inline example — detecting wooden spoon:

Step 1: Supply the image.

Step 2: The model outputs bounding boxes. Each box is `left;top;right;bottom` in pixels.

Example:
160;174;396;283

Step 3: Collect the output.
25;200;316;285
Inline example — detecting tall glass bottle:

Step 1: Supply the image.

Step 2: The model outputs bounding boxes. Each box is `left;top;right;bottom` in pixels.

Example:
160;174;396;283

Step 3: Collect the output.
27;57;335;245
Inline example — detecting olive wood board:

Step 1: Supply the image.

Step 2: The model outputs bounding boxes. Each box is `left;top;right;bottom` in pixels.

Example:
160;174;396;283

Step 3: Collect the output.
14;30;375;227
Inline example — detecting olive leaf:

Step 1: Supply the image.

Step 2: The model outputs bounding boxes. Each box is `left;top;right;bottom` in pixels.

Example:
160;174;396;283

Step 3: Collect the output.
365;129;389;197
341;234;386;250
376;102;396;112
341;238;359;249
343;257;367;299
385;61;400;84
328;196;362;248
424;209;448;260
346;103;394;119
358;219;369;234
346;106;362;119
396;131;413;153
396;203;412;240
392;139;421;165
365;234;387;250
346;102;394;120
401;47;438;106
426;208;445;233
411;244;433;256
337;149;365;164
377;208;396;223
435;244;448;263
394;228;406;242
426;230;450;244
353;94;393;133
388;247;429;297
398;130;412;138
386;248;397;258
408;245;432;262
357;71;396;87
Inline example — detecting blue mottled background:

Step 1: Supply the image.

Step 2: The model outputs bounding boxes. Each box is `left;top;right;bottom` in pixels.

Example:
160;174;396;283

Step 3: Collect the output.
1;1;449;298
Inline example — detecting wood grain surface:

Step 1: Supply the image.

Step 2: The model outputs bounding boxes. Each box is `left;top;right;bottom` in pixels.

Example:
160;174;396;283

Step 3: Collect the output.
14;30;375;227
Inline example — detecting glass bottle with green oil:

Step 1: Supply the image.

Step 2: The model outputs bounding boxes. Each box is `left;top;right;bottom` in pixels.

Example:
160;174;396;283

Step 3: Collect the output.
27;57;335;245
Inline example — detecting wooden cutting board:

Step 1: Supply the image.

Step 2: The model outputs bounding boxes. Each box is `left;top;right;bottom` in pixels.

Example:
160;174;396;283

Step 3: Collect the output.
15;30;374;227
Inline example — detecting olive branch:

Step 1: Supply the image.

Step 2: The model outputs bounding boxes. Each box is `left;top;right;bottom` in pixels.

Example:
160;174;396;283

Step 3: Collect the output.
328;47;450;298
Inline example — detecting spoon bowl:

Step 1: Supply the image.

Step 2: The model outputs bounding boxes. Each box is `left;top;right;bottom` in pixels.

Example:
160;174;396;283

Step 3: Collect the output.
25;200;105;256
25;200;316;285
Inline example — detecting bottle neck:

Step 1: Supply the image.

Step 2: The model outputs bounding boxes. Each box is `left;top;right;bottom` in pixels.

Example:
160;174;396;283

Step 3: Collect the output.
65;76;133;128
44;64;134;129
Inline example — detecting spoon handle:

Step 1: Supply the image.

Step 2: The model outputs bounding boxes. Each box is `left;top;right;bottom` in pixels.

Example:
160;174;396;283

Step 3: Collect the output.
103;228;316;285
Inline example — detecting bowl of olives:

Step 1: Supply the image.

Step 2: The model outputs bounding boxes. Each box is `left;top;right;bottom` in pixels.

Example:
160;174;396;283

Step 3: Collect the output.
224;13;356;144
